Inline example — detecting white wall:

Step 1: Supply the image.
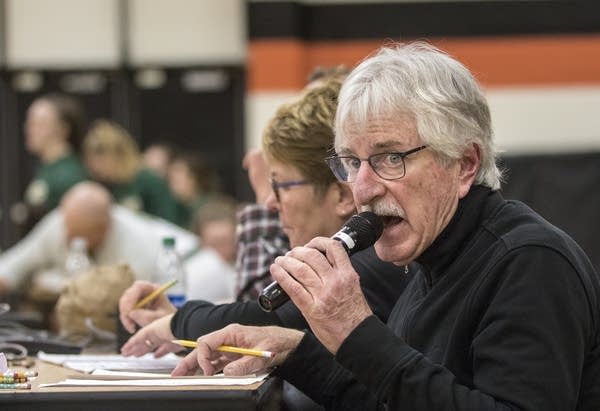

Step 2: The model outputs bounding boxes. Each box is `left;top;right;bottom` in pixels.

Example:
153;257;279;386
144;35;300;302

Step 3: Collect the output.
245;91;300;150
5;0;121;68
489;86;600;155
128;0;246;66
5;0;246;68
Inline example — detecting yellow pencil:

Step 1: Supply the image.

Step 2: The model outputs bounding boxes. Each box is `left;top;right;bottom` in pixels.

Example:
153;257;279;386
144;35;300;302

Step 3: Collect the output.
171;340;275;358
133;279;178;309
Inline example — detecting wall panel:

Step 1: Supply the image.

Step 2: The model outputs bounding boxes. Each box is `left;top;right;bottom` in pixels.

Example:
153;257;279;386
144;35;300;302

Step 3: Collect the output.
128;0;246;65
5;0;120;68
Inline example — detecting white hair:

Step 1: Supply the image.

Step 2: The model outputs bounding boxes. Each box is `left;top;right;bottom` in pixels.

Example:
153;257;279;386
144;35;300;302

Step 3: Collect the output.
335;42;502;190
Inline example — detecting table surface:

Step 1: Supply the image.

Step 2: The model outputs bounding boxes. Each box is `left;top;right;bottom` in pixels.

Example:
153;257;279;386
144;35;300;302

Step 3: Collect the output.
0;359;282;410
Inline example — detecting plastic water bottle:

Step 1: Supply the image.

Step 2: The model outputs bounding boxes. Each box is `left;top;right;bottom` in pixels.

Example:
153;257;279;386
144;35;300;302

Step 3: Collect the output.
65;237;91;277
155;237;187;307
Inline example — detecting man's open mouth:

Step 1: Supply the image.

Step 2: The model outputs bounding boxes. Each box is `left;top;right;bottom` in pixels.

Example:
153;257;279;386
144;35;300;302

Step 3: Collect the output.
380;215;403;228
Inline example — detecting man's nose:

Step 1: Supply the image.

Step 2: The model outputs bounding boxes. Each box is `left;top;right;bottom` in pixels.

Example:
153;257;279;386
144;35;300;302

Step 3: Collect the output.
352;162;385;205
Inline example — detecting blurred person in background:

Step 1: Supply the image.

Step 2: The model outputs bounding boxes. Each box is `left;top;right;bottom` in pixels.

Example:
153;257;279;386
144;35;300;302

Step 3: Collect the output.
242;149;272;206
0;182;198;305
20;93;89;227
181;197;240;305
194;197;238;266
142;140;178;179
167;151;221;229
172;196;240;305
234;149;290;301
82;120;178;224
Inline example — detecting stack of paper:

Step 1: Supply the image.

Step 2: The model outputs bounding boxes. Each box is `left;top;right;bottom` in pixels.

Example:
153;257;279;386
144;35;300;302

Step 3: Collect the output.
37;352;270;387
39;369;269;387
37;351;181;373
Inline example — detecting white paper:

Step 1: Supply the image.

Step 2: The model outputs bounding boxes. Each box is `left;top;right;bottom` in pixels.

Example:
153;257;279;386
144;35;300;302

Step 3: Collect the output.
37;351;181;373
39;373;269;387
90;369;263;379
91;369;176;378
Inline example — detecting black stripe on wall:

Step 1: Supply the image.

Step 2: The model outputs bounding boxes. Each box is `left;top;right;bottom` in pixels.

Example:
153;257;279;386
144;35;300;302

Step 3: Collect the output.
249;1;600;40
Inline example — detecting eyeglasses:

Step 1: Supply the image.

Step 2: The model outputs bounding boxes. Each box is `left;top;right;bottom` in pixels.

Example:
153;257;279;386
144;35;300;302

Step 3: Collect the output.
270;176;309;202
324;145;428;183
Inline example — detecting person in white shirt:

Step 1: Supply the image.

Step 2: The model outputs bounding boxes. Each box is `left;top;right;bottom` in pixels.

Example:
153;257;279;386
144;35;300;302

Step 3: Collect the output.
0;182;235;303
183;250;235;304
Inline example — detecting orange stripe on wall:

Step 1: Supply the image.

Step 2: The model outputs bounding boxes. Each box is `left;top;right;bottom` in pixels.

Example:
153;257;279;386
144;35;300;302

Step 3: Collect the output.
248;34;600;91
248;40;309;92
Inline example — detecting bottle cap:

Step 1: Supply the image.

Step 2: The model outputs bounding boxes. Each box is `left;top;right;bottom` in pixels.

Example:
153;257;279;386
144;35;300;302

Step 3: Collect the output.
162;237;176;247
70;237;88;251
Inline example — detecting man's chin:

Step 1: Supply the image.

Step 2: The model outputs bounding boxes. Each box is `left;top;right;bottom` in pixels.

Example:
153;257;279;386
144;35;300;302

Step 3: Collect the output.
374;236;414;264
373;243;400;263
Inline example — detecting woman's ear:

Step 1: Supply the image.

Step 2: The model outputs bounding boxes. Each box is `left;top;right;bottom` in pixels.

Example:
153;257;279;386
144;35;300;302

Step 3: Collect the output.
333;182;356;218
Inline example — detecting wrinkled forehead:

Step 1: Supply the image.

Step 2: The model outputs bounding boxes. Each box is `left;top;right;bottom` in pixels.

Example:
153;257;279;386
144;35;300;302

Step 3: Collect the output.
335;110;418;154
337;83;413;130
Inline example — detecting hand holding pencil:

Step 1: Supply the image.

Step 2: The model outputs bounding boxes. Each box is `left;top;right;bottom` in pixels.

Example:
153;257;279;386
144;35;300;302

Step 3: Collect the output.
133;279;177;309
172;340;275;358
171;324;305;377
118;280;178;333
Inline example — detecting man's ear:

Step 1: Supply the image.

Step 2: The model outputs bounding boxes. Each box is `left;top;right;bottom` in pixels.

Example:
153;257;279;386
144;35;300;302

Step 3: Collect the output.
333;182;357;219
458;143;481;198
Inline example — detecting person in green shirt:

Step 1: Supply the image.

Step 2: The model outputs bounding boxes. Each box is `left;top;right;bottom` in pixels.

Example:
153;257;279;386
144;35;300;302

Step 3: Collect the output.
23;93;89;218
167;151;222;229
82;119;178;224
142;141;177;180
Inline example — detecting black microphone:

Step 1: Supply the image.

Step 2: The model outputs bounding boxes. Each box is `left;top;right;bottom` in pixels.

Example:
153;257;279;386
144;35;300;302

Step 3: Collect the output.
257;211;383;312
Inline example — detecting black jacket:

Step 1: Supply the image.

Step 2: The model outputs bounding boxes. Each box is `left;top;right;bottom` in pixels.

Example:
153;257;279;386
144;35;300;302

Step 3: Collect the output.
277;186;600;410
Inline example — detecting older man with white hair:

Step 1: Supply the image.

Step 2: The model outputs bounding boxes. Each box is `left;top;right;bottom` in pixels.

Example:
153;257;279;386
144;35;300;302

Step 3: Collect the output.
172;43;600;410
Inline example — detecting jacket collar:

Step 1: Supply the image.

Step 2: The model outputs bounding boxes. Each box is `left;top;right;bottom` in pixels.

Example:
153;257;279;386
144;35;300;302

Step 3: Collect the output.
416;185;499;284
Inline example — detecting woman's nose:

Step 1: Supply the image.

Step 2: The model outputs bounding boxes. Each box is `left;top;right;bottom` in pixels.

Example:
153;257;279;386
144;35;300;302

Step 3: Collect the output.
264;190;279;211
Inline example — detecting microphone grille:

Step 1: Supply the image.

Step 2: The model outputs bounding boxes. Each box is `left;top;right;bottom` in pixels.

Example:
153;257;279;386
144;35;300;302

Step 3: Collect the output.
346;211;383;251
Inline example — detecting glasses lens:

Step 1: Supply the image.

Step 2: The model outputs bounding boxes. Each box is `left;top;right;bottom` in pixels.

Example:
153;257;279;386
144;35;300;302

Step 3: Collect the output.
371;153;406;180
326;157;350;182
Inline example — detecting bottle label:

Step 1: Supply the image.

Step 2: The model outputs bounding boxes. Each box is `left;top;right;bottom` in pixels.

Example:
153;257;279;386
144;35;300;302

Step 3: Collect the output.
168;294;186;308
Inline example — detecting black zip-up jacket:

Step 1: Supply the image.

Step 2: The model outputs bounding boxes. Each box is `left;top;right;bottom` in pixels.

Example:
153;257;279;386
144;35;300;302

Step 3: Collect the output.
277;186;600;410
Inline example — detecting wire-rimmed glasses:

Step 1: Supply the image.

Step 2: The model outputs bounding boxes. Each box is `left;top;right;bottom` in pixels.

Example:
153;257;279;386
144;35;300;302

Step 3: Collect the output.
325;145;427;182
